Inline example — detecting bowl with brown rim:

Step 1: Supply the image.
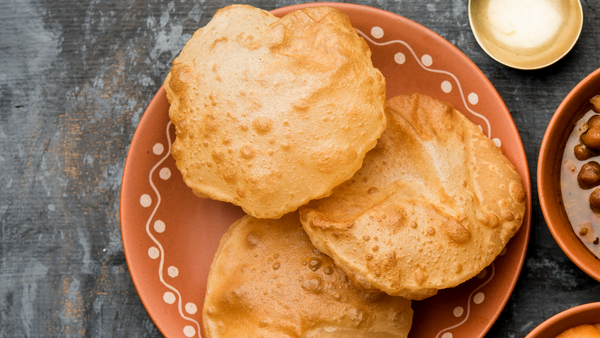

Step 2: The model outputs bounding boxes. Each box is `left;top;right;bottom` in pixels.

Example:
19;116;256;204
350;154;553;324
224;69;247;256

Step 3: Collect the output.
538;67;600;282
525;302;600;338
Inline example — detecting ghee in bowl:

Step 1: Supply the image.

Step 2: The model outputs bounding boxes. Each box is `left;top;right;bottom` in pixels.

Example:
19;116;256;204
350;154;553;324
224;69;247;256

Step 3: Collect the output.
469;0;583;69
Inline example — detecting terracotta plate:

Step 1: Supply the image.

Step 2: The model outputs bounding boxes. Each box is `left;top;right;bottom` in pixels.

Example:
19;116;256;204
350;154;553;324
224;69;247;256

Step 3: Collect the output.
120;3;532;338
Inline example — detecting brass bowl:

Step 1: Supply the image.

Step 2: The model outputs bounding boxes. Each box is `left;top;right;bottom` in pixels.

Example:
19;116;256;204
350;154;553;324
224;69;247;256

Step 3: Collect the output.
469;0;583;70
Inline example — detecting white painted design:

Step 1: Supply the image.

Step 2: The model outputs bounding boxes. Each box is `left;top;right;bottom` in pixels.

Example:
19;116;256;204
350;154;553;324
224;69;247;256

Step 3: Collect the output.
356;29;493;139
143;121;202;337
441;80;452;93
473;292;485;304
184;325;196;337
148;247;160;260
453;306;464;317
477;268;488;279
442;333;453;338
164;291;176;304
168;266;179;278
493;138;502;147
153;142;164;155
140;194;152;207
468;92;479;105
154;220;166;233
421;54;433;67
159;167;171;180
500;247;508;256
394;52;406;64
185;303;198;315
371;26;384;39
434;263;496;338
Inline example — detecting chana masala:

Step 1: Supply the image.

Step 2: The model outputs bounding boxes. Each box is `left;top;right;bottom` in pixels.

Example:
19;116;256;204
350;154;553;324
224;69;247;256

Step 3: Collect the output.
561;95;600;260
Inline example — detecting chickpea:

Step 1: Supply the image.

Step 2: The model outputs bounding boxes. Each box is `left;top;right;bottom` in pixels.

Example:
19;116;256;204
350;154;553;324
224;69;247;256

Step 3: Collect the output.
581;127;600;150
588;114;600;128
591;96;600;113
591;188;600;210
574;143;600;161
578;161;600;189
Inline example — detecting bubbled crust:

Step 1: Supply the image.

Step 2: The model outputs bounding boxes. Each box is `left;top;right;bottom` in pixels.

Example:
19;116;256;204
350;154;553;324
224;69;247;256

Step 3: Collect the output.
299;93;527;300
203;212;413;338
163;5;386;219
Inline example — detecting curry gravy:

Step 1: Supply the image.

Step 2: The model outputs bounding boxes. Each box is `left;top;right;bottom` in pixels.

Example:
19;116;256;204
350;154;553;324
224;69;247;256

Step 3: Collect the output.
561;109;600;259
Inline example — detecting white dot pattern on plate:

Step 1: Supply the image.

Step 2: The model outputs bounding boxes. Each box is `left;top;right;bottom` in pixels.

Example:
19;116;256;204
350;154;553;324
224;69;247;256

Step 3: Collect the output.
473;292;485;304
142;121;203;337
493;138;502;147
477;268;488;279
183;325;196;337
442;333;453;338
500;247;508;256
394;52;406;64
441;80;452;93
168;266;179;278
185;303;198;315
453;306;464;317
371;26;384;39
355;28;493;140
421;54;433;67
153;143;164;155
163;291;176;304
154;220;166;233
148;247;160;260
468;92;479;105
159;167;171;180
140;194;152;207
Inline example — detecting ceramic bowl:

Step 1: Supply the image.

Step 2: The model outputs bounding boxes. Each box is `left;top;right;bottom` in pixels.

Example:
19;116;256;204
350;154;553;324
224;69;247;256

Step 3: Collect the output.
538;67;600;282
525;302;600;338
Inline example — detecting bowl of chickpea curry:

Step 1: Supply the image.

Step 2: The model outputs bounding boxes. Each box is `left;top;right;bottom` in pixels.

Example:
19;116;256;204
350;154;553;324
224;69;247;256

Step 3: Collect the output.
539;67;600;282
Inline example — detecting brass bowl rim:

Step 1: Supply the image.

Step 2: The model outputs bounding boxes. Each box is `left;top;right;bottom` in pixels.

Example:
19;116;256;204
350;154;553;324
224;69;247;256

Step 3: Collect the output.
468;0;584;70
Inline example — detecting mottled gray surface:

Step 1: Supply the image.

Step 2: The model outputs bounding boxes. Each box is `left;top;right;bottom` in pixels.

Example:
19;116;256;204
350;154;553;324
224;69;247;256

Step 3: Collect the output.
1;0;600;337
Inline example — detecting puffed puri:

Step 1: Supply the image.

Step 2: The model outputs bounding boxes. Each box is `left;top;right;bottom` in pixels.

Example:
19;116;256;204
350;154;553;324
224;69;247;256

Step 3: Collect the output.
164;5;387;219
299;93;527;300
203;212;413;338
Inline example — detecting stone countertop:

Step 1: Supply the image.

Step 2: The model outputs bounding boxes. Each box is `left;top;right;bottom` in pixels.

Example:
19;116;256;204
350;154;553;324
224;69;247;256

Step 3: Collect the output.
1;0;599;337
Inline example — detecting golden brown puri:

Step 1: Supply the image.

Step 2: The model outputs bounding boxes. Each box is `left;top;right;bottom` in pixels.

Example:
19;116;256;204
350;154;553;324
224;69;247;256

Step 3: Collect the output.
299;93;527;300
164;5;387;219
203;212;413;338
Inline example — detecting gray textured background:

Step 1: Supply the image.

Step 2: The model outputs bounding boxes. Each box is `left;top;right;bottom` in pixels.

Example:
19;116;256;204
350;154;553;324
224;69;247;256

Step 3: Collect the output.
1;0;600;337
